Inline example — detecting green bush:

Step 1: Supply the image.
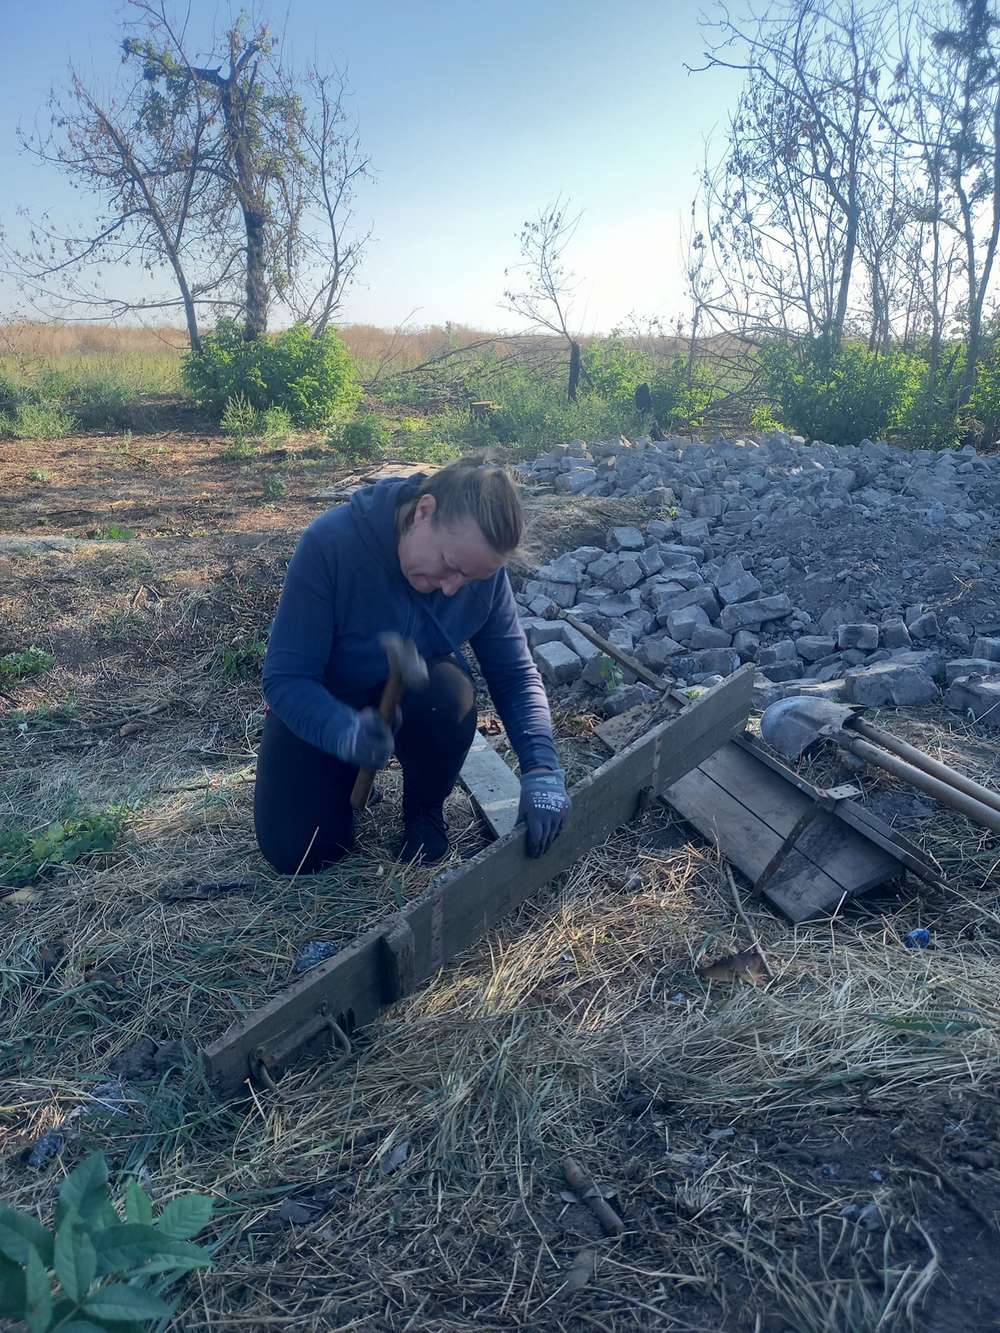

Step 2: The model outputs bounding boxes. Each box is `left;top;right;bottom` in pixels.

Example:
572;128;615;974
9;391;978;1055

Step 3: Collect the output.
965;344;1000;445
648;357;719;431
0;1151;213;1331
183;319;361;427
758;339;922;446
582;337;650;404
329;414;391;463
220;393;261;457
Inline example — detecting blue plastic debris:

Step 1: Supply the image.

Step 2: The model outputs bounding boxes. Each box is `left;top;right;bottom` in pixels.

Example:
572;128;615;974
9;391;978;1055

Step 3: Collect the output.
294;940;338;973
904;928;932;949
26;1130;65;1170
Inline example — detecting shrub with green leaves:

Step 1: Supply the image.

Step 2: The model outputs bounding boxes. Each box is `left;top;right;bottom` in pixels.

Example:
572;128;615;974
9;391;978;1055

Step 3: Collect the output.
0;1151;213;1331
758;338;922;446
965;343;1000;446
328;414;390;463
0;648;55;682
183;318;361;427
647;357;719;432
582;337;650;404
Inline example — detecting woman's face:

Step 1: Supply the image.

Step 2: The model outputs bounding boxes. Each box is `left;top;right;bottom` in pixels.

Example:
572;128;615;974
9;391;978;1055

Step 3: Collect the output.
397;495;505;596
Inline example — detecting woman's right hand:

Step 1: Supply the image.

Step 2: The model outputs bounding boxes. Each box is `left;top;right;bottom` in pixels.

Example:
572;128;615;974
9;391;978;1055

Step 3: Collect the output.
334;707;395;770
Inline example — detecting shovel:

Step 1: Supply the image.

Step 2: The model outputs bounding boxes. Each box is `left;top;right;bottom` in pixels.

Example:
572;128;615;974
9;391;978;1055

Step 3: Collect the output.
760;696;1000;835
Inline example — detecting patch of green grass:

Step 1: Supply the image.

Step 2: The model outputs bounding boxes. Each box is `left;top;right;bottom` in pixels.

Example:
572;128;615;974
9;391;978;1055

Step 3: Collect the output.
26;467;54;483
0;399;78;439
2;700;78;730
92;524;137;541
0;646;55;681
0;804;126;887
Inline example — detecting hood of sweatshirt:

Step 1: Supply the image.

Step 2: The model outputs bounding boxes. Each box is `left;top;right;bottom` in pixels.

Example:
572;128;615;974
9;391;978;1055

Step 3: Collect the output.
345;474;425;575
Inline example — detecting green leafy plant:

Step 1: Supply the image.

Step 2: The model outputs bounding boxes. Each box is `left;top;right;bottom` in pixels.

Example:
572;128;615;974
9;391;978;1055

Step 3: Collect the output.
749;402;786;434
260;473;287;501
183;318;361;427
258;404;294;446
328;413;390;463
219;393;261;457
0;1151;213;1331
91;525;137;542
647;357;719;432
0;648;55;682
26;469;54;484
595;656;624;694
210;637;267;681
0;807;125;887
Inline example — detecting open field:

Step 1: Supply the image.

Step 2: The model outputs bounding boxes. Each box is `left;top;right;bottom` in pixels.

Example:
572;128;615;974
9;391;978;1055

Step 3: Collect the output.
2;430;1000;1330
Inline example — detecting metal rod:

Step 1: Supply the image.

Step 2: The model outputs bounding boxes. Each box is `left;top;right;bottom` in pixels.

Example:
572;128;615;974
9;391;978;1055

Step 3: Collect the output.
555;610;670;692
840;735;1000;835
850;717;1000;817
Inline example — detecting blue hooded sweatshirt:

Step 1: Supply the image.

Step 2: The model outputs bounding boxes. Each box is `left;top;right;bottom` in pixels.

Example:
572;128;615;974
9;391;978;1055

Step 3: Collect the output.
262;475;559;774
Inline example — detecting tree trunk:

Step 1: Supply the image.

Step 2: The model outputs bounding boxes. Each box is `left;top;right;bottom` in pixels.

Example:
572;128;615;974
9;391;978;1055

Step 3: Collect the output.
242;206;269;340
568;340;581;402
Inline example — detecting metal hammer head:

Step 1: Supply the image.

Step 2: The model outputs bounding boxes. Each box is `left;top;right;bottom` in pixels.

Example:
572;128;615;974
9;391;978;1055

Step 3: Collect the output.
378;632;429;690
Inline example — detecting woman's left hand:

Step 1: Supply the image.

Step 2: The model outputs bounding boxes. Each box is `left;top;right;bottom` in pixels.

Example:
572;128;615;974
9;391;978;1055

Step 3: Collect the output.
518;769;571;858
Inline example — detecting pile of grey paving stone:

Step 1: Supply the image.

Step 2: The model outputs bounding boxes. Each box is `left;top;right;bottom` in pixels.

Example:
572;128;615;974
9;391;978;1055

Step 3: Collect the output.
512;430;1000;724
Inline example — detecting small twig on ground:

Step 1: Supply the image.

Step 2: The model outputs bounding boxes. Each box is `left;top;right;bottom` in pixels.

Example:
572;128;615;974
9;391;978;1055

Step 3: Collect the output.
562;1158;625;1236
724;861;775;981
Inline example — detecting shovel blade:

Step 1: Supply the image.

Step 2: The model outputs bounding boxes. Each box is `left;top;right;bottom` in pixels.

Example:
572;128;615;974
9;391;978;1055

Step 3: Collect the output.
760;695;857;760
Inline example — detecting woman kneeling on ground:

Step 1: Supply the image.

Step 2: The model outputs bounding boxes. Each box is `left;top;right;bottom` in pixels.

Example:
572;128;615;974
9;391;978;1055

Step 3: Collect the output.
254;456;571;872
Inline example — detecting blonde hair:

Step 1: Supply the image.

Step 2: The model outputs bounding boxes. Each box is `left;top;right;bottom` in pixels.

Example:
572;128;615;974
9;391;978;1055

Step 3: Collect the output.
405;457;524;554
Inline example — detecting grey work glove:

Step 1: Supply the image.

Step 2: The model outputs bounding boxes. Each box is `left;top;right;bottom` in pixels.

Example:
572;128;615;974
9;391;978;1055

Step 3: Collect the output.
518;769;571;858
333;707;395;770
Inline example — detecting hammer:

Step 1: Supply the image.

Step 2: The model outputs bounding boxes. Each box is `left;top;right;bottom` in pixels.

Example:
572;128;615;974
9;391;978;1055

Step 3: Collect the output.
350;632;429;811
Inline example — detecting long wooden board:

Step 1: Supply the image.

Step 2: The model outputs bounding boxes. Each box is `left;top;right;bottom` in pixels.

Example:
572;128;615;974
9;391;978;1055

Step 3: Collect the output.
201;666;754;1097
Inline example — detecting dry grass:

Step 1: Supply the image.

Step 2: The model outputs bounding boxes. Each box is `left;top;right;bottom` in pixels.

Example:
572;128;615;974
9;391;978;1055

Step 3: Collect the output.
1;458;999;1330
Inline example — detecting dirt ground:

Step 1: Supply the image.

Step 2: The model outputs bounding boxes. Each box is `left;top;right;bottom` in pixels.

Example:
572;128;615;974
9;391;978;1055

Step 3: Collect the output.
2;431;999;1332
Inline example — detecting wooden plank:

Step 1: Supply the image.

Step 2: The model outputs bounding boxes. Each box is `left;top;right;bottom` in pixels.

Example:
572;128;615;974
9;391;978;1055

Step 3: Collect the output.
733;734;944;886
664;749;898;920
597;708;902;921
201;666;754;1097
694;745;898;893
663;764;849;914
459;732;521;839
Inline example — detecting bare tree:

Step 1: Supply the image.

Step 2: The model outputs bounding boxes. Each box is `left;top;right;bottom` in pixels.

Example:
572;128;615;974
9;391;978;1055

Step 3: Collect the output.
503;200;586;401
694;0;900;347
5;0;371;347
921;0;1000;397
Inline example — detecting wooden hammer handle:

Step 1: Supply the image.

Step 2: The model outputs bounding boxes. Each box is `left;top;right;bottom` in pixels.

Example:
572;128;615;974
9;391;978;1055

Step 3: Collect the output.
350;671;404;811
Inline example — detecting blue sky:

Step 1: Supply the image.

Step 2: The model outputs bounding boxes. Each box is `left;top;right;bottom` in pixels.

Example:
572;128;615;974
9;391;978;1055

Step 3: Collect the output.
2;1;741;332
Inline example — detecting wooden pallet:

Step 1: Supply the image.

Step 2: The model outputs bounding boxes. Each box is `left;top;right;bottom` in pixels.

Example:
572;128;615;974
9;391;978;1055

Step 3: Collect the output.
201;667;754;1098
597;703;913;922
